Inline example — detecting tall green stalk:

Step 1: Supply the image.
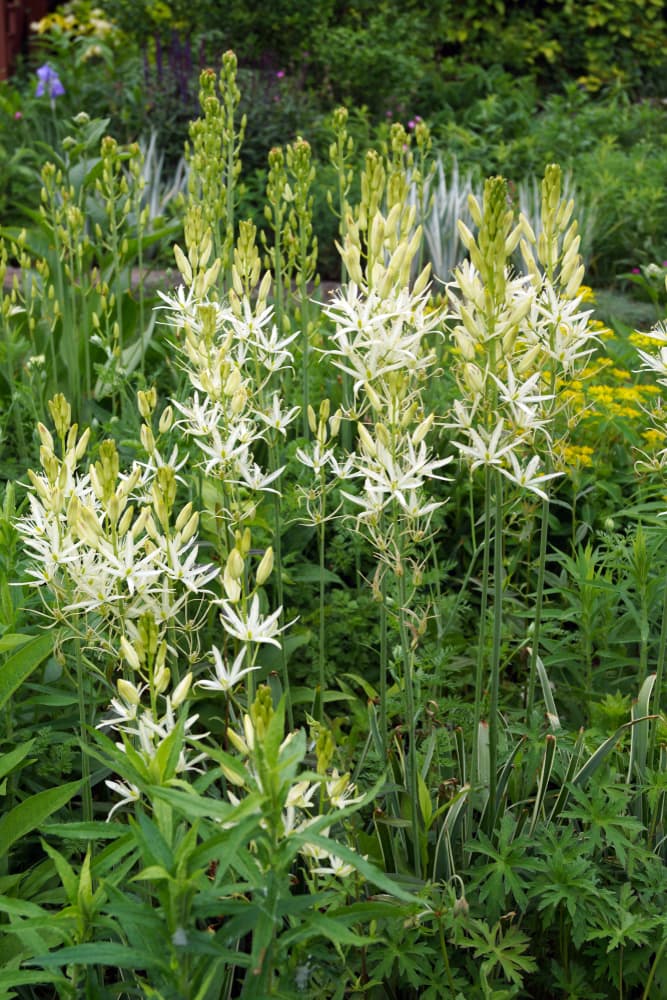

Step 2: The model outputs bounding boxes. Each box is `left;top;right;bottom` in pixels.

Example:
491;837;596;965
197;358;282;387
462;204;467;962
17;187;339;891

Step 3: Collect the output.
487;469;504;831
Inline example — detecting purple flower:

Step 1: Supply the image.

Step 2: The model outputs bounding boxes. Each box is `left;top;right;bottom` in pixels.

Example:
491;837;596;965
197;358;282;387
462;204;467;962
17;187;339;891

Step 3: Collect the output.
276;69;285;79
35;64;65;102
14;110;22;121
631;267;641;274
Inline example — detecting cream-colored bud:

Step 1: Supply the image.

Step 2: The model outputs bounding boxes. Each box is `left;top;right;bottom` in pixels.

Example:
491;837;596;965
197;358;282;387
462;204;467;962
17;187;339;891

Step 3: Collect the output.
519;212;536;244
117;676;141;704
155;640;167;673
375;422;391;447
158;406;173;434
364;381;383;412
48;393;72;439
502;327;518;356
89;465;104;502
463;362;484;396
307;404;317;435
517;343;542;374
329;409;342;438
412;413;435;446
454;327;476;362
200;259;221;297
412;262;431;297
256;546;274;587
76;506;102;547
560;243;581;285
154;664;171;695
37;422;54;452
369;210;385;262
120;637;141;672
226;547;245;580
74;427;90;462
107;494;120;527
231;265;244;298
118;504;134;537
564;263;585;299
172;672;192;708
467;194;482;228
340;241;363;286
173;244;193;286
258;270;272;307
504;223;523;256
231;389;246;415
224;366;242;397
556;198;574;230
240;528;252;556
139;424;155;455
175;502;194;533
181;512;199;545
132;506;150;538
223;568;242;603
356;422;376;457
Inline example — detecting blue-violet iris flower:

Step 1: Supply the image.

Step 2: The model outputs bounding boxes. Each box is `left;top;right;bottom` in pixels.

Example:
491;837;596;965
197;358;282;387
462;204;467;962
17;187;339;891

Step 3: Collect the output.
35;64;65;105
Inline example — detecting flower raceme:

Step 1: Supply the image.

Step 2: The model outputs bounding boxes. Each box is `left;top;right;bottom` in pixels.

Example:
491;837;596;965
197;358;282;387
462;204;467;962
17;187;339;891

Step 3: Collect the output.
16;395;219;654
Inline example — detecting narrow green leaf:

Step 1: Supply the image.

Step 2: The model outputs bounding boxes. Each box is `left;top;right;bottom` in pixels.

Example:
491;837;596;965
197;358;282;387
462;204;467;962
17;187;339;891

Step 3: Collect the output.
535;653;561;730
0;740;35;782
0;632;54;711
27;941;168;970
0;780;80;856
629;673;656;783
0;970;69;990
41;821;126;840
529;735;557;836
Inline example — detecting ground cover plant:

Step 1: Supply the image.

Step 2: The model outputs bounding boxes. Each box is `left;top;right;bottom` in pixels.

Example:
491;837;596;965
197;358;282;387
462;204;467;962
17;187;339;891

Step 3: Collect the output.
1;17;667;1000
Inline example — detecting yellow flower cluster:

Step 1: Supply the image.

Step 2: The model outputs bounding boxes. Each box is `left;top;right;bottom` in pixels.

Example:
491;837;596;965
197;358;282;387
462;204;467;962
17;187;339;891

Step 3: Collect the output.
552;294;662;475
32;5;118;43
556;444;595;470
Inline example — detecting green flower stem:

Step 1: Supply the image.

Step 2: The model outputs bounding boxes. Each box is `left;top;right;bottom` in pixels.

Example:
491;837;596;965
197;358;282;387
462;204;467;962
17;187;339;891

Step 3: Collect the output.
487;468;504;832
472;464;492;793
379;573;388;760
269;465;293;730
74;626;93;824
649;580;667;768
317;514;326;723
395;535;421;880
526;495;550;722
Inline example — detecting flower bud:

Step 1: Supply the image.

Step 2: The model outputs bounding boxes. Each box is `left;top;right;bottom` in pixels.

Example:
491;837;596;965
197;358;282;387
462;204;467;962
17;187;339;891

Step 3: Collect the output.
154;664;171;695
226;547;245;580
223;568;242;603
172;672;192;708
356;422;376;457
120;637;141;671
37;422;54;452
256;546;274;587
117;677;141;705
158;406;173;434
173;244;193;286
